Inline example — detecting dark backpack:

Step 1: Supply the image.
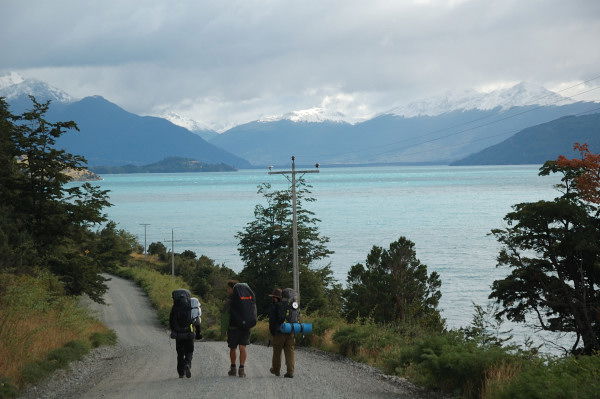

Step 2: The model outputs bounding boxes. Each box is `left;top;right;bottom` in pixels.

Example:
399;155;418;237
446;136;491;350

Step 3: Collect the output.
171;289;193;334
282;288;300;323
229;283;257;329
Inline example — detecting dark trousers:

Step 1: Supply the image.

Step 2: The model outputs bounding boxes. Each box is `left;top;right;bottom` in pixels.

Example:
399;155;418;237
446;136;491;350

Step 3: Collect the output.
176;338;194;375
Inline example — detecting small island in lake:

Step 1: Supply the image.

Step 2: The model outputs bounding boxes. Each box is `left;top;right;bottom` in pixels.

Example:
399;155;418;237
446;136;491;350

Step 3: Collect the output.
91;157;237;174
64;168;102;181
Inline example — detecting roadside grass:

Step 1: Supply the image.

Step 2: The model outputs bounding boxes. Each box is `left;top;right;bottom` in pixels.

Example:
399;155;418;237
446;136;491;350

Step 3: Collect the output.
114;266;189;325
0;272;116;397
114;265;223;330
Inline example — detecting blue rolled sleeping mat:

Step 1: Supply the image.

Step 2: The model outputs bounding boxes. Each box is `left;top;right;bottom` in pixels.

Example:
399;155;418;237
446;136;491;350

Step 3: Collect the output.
279;322;313;334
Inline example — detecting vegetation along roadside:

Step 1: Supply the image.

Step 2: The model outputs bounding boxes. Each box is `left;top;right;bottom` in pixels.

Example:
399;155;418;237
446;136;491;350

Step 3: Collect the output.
0;97;127;397
0;273;116;398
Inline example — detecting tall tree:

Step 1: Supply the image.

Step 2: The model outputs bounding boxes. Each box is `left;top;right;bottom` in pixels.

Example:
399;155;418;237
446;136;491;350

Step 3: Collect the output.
236;181;335;314
11;97;110;250
0;98;35;269
345;237;442;326
0;96;111;301
490;144;600;354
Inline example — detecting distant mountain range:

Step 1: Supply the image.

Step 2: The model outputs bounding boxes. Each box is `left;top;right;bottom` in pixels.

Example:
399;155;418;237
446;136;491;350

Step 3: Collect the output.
2;72;598;167
452;113;600;165
210;106;597;166
208;82;597;166
383;82;575;118
0;73;251;168
91;156;236;174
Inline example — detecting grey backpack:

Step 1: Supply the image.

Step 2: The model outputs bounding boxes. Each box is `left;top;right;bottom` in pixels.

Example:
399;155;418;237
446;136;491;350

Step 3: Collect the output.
281;288;300;323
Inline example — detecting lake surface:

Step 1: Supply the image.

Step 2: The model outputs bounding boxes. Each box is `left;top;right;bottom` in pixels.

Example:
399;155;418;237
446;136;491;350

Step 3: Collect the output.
94;165;559;330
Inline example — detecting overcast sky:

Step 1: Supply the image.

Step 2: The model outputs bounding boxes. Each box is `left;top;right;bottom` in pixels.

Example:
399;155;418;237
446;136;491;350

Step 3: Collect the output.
1;0;599;130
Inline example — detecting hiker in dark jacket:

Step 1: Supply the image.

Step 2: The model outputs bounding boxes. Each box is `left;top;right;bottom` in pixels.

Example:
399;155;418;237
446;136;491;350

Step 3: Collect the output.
169;304;194;378
268;288;295;378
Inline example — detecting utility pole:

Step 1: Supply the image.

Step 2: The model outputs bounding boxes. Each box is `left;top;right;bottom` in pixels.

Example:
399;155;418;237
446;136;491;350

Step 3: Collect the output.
268;156;319;306
164;228;182;276
139;223;150;255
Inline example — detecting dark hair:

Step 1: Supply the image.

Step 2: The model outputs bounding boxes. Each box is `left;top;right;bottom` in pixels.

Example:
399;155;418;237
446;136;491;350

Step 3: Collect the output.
226;280;239;289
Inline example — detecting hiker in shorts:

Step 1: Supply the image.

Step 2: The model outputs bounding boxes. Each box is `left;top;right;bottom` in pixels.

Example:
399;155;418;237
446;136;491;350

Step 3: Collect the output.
268;288;295;378
221;280;257;378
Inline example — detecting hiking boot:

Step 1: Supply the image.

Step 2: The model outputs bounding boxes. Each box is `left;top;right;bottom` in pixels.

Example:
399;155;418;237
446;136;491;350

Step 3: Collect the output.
228;366;237;376
284;373;293;378
178;374;184;379
185;364;191;378
270;367;280;376
238;367;246;378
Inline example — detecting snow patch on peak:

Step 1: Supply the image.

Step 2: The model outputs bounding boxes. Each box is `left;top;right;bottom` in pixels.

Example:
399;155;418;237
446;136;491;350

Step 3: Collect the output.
0;72;24;90
0;73;73;103
160;112;213;132
386;82;576;118
260;107;348;123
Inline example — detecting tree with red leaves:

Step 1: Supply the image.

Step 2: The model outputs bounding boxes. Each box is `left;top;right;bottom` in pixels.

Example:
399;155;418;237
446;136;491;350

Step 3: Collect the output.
555;143;600;204
490;143;600;355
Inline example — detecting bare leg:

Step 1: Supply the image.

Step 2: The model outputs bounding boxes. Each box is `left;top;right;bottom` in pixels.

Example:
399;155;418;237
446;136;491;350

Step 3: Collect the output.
229;348;236;364
239;345;247;366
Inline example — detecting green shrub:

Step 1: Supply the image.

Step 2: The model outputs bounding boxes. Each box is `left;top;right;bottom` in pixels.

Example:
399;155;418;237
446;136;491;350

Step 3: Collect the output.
384;331;518;398
21;340;93;385
332;323;378;356
0;376;17;399
21;361;54;384
311;315;343;336
490;355;600;399
63;340;91;358
90;330;117;347
47;340;89;367
202;326;222;341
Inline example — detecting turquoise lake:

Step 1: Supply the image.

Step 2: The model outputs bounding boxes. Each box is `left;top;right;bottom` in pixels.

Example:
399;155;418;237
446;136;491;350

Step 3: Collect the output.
94;165;560;330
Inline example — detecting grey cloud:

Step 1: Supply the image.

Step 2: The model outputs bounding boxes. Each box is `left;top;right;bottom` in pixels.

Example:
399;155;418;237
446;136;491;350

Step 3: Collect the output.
2;0;599;129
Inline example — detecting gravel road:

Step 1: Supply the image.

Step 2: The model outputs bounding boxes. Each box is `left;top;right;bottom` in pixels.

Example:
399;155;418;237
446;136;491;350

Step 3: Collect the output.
23;275;431;399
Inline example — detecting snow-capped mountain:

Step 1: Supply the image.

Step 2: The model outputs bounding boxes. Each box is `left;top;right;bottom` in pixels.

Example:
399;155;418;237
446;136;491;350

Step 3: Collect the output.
159;111;218;141
0;71;25;89
160;111;213;132
385;82;576;118
259;107;349;123
0;72;73;103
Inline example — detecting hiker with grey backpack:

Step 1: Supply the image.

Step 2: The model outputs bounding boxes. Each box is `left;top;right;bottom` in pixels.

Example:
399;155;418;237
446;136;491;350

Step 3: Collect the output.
169;289;202;378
